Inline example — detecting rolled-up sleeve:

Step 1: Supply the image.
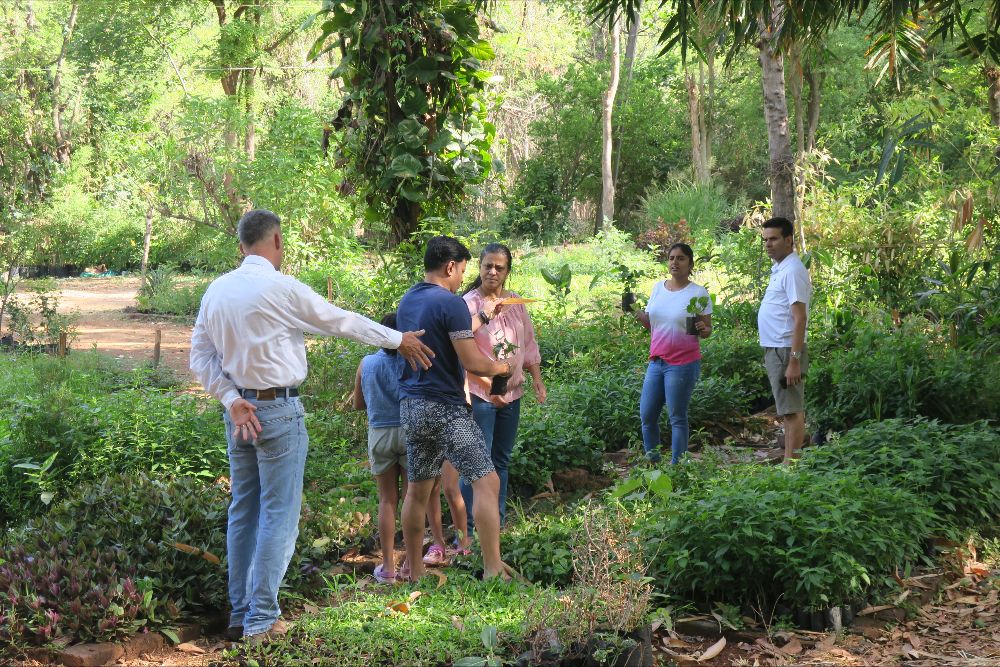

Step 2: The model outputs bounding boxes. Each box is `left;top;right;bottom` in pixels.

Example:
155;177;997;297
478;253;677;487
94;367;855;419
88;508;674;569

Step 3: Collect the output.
190;311;241;410
284;279;403;349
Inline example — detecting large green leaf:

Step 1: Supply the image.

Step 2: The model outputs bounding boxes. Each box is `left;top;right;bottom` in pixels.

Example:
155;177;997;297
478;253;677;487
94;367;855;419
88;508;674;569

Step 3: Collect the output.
387;154;423;180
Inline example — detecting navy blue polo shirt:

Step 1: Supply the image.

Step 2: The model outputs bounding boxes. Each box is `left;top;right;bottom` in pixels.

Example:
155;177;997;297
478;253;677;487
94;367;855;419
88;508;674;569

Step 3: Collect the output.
397;282;474;406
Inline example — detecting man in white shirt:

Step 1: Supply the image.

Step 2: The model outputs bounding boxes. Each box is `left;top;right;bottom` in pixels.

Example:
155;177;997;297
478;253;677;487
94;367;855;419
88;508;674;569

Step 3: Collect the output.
190;209;433;642
757;216;812;462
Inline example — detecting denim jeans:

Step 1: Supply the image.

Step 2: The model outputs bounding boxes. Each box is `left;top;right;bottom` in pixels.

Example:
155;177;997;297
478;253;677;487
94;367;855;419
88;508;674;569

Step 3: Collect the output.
639;359;701;464
461;396;521;531
223;397;308;636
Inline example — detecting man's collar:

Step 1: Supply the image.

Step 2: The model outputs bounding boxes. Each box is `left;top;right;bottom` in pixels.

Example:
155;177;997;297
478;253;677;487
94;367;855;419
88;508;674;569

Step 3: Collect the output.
771;251;797;270
241;255;277;271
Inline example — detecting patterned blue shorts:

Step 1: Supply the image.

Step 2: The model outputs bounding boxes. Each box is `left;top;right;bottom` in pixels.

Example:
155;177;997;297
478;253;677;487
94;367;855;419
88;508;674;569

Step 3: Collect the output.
400;397;495;483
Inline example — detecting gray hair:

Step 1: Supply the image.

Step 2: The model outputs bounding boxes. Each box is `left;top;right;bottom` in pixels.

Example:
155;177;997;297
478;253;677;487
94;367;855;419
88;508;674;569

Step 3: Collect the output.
238;209;281;247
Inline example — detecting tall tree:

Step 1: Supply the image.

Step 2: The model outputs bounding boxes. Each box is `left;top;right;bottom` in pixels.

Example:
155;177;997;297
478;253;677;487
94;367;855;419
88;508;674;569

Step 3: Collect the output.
309;1;498;245
601;12;622;228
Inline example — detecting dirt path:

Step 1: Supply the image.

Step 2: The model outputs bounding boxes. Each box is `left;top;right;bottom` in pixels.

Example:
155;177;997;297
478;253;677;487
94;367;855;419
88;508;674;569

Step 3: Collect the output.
15;276;195;380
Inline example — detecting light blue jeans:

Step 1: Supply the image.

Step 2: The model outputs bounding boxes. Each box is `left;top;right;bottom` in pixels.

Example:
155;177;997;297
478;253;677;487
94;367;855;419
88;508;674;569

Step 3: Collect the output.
461;396;521;531
223;397;308;636
640;359;701;464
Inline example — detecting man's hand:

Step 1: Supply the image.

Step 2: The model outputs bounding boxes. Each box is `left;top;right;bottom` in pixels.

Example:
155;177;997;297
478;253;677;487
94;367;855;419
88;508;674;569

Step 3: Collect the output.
230;398;262;443
398;330;435;370
784;357;802;387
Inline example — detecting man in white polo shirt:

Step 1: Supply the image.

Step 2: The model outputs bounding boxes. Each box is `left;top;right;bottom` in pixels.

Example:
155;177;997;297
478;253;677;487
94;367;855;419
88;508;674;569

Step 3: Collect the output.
758;216;812;462
190;209;433;642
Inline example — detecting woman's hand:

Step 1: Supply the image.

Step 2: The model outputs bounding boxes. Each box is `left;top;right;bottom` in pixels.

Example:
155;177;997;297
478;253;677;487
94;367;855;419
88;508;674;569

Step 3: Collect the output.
695;315;712;338
490;394;511;408
534;379;547;404
483;297;504;321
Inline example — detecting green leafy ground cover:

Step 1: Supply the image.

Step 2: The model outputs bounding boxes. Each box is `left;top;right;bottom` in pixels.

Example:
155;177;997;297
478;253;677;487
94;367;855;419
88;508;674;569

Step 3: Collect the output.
1;237;998;658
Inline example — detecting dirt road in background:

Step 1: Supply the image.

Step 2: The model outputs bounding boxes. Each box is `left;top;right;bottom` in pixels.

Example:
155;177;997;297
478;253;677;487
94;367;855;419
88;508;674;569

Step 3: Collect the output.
17;276;196;380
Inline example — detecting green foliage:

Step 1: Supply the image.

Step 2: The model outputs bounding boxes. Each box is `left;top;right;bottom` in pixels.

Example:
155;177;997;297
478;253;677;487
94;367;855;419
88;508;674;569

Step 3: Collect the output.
802;418;1000;532
3;279;76;347
501;510;582;587
309;0;498;242
136;266;210;317
241;573;563;667
807;317;1000;430
0;352;224;525
638;180;736;241
0;473;228;646
634;465;934;610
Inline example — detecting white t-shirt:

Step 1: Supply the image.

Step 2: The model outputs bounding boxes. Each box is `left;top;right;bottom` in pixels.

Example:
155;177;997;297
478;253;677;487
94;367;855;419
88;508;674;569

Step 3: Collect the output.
645;281;712;365
758;252;812;347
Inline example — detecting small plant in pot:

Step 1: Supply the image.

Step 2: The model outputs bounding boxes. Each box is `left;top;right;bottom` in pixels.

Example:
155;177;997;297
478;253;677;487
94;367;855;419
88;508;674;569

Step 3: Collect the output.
490;335;518;395
612;263;647;314
685;295;710;335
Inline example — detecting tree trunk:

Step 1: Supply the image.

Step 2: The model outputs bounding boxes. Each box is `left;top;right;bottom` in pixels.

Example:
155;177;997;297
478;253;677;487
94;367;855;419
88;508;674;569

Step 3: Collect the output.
687;70;709;184
701;47;715;179
986;65;1000;160
51;1;79;165
757;0;796;223
244;68;257;160
805;64;824;151
788;45;805;160
600;14;621;231
389;199;422;246
612;1;641;185
141;208;153;275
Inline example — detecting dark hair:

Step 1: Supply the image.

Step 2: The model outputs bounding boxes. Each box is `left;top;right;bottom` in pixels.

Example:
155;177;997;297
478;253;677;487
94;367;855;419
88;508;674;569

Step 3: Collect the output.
424;235;472;271
762;216;794;238
238;209;281;247
379;312;398;355
462;242;513;295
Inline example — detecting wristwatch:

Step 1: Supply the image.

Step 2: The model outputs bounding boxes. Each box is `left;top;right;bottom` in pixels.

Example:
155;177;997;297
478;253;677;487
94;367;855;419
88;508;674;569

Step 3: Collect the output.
478;310;490;325
790;350;803;360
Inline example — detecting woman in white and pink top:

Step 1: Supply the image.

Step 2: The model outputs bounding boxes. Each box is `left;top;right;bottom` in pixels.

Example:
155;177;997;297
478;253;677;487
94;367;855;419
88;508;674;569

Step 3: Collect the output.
633;243;712;464
458;243;545;536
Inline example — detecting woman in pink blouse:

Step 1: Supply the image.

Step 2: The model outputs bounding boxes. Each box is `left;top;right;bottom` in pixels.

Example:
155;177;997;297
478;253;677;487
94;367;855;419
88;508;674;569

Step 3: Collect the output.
456;243;546;536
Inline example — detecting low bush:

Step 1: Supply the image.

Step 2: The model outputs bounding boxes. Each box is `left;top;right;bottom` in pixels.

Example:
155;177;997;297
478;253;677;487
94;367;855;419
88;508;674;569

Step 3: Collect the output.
808;318;1000;430
135;266;210;317
802;418;1000;533
0;382;225;525
0;473;228;647
636;466;934;610
502;510;582;587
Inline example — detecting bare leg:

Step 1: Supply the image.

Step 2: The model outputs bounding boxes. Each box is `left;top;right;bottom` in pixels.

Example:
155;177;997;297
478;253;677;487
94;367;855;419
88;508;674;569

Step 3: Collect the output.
401;478;436;581
470;471;509;579
425;476;447;551
783;411;806;462
374;466;402;574
441;461;470;548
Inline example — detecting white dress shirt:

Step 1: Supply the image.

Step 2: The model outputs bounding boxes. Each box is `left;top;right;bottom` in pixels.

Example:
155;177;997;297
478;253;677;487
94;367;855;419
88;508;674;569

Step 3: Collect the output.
758;252;812;348
190;255;402;410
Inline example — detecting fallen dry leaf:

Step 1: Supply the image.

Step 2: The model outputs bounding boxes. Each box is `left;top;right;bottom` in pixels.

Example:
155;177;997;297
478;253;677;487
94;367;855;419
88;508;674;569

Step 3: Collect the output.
433;570;448;589
901;643;920;659
409;591;422;602
451;615;465;632
858;604;895;616
664;637;692;648
697;636;726;662
176;642;205;655
303;603;320;615
386;601;410;614
779;637;803;655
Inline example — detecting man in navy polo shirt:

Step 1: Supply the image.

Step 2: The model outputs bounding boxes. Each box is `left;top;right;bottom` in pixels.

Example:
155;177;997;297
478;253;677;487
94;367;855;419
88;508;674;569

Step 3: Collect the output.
396;235;513;582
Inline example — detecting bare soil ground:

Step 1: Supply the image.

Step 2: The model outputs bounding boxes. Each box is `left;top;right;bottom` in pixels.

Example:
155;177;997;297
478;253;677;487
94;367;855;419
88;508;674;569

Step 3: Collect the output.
14;276;195;381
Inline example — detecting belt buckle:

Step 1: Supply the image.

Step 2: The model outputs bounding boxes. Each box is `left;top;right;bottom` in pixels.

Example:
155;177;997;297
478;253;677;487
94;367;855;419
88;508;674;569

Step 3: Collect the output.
257;388;277;401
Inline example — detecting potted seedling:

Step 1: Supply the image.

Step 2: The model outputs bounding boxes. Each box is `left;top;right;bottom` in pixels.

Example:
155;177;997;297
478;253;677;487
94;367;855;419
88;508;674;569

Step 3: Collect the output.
490;334;518;395
685;295;710;335
613;263;647;313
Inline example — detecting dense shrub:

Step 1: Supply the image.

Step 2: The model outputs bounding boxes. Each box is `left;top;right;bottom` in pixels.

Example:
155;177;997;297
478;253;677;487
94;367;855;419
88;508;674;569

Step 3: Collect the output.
802;418;1000;532
636;466;934;610
135;266;211;316
0;375;225;525
502;510;581;587
0;473;228;646
808;319;1000;430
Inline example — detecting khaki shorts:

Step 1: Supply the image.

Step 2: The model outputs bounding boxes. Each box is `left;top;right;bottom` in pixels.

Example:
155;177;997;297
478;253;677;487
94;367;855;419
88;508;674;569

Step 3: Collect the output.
368;426;407;476
764;347;809;416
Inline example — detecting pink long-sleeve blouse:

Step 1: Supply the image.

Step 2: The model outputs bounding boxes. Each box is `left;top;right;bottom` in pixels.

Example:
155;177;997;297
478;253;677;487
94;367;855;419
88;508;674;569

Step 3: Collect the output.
462;290;542;403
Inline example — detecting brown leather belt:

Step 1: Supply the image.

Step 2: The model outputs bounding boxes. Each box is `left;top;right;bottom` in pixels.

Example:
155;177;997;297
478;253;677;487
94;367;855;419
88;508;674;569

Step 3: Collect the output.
238;387;299;401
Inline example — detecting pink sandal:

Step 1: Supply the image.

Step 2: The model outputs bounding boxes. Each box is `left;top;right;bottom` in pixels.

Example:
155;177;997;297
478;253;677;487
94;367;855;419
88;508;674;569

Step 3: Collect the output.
373;564;397;584
422;544;448;566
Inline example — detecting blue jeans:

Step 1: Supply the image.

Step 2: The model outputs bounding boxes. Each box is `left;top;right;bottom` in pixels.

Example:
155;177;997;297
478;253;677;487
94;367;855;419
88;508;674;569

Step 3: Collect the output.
223;397;308;636
640;359;701;464
461;396;521;531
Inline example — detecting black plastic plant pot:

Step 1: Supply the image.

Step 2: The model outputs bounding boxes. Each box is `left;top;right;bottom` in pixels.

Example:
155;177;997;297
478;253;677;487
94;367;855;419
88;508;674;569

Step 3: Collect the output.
841;604;855;627
810;610;827;632
685;315;698;335
795;608;811;629
490;374;510;396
